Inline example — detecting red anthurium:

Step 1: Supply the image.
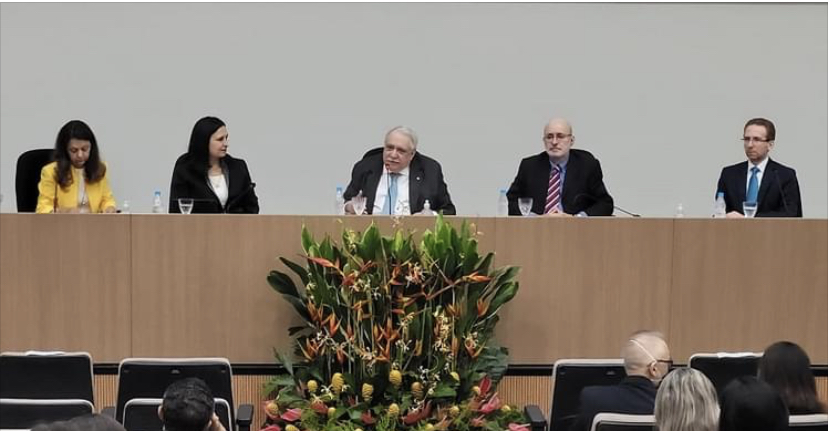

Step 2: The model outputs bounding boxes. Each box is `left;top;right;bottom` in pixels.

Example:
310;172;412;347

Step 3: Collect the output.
280;408;302;422
260;425;281;431
478;393;501;414
470;415;487;427
361;410;376;425
478;375;492;396
508;423;530;431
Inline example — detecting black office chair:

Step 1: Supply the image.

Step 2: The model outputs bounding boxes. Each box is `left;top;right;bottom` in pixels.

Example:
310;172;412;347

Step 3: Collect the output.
524;359;626;431
590;413;655;431
109;358;252;431
0;351;95;429
0;398;95;429
15;148;53;212
688;352;761;395
790;414;828;430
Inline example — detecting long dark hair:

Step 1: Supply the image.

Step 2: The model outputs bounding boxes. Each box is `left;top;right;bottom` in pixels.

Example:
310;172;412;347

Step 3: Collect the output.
187;116;226;172
53;120;105;188
719;376;788;431
759;341;826;414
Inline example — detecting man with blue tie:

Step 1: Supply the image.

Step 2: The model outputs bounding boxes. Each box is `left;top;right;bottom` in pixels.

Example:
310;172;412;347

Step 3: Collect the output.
716;118;802;218
343;126;456;215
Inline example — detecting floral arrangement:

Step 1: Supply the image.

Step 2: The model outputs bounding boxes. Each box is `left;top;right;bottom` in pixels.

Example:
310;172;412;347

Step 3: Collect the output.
264;215;524;431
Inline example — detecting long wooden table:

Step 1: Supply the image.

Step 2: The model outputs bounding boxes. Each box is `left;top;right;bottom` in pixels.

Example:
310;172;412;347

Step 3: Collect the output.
1;214;825;364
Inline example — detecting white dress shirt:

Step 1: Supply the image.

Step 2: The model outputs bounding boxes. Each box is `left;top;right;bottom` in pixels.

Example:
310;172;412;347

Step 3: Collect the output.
746;157;769;195
372;166;411;215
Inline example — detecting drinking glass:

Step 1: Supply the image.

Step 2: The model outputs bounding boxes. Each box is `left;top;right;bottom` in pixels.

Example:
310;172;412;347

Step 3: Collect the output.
518;198;533;216
178;198;194;215
742;201;758;218
352;194;366;215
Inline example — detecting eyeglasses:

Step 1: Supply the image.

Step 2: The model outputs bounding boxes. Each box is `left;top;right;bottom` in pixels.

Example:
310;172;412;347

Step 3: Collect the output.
384;144;413;157
656;359;674;369
544;133;572;141
741;137;770;144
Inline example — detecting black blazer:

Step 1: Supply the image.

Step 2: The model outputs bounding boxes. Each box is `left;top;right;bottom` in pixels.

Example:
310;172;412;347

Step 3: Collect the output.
716;158;802;217
169;153;259;214
572;376;657;431
343;148;456;215
507;149;614;216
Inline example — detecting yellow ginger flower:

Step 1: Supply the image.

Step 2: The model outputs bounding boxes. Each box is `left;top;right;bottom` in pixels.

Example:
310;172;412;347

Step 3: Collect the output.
471;386;481;396
389;370;403;388
331;373;345;394
307;380;318;393
286;425;299;431
328;407;337;417
425;424;435;431
264;400;280;417
501;405;512;412
362;383;374;401
449;405;460;418
411;382;424;399
388;403;400;418
449;371;460;382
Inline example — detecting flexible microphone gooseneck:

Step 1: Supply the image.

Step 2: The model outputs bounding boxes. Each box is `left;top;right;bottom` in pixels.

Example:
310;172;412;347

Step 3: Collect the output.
773;169;790;216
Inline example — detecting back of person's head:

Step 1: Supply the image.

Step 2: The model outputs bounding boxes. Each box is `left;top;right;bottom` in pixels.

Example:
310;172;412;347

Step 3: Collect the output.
621;330;671;380
187;116;226;166
31;414;125;431
719;376;789;431
655;367;719;431
759;340;826;414
160;377;215;431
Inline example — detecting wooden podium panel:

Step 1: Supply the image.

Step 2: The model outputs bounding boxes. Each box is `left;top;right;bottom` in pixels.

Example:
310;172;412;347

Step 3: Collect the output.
0;214;132;361
493;217;675;362
670;219;828;362
129;215;493;362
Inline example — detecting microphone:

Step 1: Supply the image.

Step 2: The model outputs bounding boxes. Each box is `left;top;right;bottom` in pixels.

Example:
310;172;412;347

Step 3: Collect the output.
613;205;641;218
385;164;392;215
225;182;256;213
573;193;641;217
773;169;790;216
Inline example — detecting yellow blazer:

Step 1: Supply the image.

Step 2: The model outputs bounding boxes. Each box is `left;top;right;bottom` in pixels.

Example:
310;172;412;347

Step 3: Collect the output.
36;161;117;213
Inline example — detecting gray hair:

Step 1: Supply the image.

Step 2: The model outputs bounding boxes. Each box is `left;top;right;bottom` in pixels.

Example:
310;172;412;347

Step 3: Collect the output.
655;368;720;431
385;125;418;150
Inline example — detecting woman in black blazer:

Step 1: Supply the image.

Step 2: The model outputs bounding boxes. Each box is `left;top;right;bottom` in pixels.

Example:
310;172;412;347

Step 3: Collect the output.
169;116;259;214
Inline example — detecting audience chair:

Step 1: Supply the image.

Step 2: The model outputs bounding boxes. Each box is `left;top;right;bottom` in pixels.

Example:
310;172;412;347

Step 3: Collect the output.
108;358;252;431
524;359;626;431
688;352;761;394
590;413;655;431
790;414;828;431
0;398;94;429
15;149;53;212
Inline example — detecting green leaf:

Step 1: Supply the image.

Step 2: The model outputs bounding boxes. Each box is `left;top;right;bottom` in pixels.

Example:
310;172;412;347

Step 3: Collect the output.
267;270;301;298
301;225;315;254
430;382;457;398
280;257;309;286
358;223;382;260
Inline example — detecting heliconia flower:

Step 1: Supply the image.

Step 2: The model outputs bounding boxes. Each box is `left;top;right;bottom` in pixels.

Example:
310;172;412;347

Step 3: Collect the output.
280;408;302;422
307;256;338;269
470;415;487;427
508;423;530;431
476;298;490;317
260;425;281;431
479;393;501;414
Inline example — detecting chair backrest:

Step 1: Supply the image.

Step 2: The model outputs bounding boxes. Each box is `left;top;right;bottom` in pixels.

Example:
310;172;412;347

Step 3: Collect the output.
790;414;828;430
122;397;232;431
15;149;53;212
0;352;94;403
115;358;234;430
550;359;626;431
688;352;761;395
0;398;94;429
590;413;655;431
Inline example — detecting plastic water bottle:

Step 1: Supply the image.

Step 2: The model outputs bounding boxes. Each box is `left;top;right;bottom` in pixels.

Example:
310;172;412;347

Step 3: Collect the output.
334;186;345;215
421;200;433;216
674;203;685;218
121;200;131;214
497;189;509;217
713;192;726;218
152;191;164;214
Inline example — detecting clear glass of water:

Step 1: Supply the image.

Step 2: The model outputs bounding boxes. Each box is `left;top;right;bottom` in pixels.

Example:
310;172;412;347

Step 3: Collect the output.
178;198;194;214
518;197;533;216
351;193;366;215
743;201;758;218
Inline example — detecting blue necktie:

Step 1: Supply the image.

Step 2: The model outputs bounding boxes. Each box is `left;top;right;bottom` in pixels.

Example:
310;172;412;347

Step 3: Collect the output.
746;166;759;203
382;173;399;214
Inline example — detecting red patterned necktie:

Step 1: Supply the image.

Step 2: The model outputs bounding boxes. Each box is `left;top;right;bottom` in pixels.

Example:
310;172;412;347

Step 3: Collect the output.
545;165;561;214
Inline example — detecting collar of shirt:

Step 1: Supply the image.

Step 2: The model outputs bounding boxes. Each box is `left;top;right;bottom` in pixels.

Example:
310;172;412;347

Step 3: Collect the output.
748;156;769;174
373;166;411;215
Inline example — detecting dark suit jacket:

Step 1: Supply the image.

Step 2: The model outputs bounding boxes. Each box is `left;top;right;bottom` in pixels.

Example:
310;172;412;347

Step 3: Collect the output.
169;153;259;214
572;376;657;431
507;149;614;216
716;158;801;217
343;148;456;215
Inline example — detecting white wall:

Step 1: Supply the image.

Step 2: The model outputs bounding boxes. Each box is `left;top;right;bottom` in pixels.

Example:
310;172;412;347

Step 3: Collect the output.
2;3;826;217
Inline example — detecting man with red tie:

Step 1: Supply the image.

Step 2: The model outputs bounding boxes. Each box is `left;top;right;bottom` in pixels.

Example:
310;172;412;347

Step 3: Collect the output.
506;118;614;217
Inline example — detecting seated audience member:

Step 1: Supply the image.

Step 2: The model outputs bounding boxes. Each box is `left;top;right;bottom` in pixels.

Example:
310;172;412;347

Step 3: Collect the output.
31;413;126;431
158;377;226;431
36;120;117;213
655;367;719;431
759;341;827;414
507;118;613;217
343;126;455;215
169;116;259;214
716;117;802;217
573;330;672;431
719;376;789;431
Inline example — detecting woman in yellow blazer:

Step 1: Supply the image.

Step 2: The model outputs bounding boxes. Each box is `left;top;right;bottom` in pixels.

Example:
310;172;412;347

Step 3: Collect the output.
36;120;117;213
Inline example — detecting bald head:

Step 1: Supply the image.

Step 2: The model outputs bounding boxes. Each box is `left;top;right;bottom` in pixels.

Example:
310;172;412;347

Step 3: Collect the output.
543;118;575;163
622;331;671;381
